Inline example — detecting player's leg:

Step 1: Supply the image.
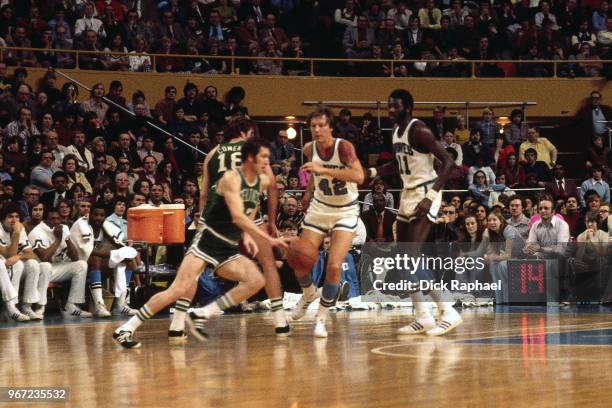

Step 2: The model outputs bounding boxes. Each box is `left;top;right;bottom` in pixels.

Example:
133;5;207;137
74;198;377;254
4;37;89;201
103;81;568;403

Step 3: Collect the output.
35;262;52;318
253;224;290;335
87;255;111;318
0;260;29;321
112;260;137;316
167;280;197;343
50;260;91;318
187;256;265;340
287;229;325;320
20;259;43;320
113;253;207;348
313;228;354;338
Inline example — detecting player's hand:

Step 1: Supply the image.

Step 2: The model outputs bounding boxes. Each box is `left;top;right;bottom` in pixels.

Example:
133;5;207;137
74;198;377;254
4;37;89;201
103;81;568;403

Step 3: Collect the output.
243;234;259;257
266;222;278;237
301;162;325;175
5;255;20;267
414;198;432;219
53;225;63;239
12;221;23;236
270;237;289;250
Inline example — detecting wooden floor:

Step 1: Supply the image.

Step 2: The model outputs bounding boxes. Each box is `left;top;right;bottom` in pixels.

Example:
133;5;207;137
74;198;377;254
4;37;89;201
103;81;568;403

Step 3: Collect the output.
2;307;612;408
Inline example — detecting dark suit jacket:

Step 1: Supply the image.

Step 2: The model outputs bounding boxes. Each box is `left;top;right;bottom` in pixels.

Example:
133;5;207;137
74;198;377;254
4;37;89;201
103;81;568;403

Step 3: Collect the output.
85;169;116;188
361;209;396;242
40;190;73;209
545;178;580;201
575;104;612;138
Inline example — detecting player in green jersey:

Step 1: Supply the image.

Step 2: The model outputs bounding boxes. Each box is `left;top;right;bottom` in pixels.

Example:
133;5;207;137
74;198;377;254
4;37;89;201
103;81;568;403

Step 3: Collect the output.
113;138;287;348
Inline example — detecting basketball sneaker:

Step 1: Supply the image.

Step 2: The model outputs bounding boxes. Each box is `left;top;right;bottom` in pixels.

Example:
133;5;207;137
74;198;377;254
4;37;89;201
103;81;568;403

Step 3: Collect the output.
113;330;141;349
168;330;188;344
397;315;436;335
275;325;291;337
313;317;328;338
21;305;43;320
426;308;463;336
94;302;111;318
291;289;320;321
185;311;209;342
62;304;93;319
2;308;30;322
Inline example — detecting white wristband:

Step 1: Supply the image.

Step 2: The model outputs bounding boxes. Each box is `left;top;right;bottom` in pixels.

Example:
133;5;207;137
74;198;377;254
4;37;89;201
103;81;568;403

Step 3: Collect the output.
368;168;377;178
425;189;438;202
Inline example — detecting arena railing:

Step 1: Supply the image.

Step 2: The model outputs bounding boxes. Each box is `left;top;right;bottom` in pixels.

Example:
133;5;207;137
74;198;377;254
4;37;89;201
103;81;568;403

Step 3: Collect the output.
1;45;610;79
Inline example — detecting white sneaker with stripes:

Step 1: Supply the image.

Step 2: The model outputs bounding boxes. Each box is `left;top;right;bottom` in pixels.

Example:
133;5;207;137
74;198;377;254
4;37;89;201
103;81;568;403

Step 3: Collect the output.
397;315;436;335
426;309;463;336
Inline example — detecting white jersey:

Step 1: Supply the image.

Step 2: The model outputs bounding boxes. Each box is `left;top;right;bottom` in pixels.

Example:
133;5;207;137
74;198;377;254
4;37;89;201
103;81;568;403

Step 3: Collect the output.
29;223;71;263
392;118;438;190
69;217;94;261
311;138;359;208
0;223;31;259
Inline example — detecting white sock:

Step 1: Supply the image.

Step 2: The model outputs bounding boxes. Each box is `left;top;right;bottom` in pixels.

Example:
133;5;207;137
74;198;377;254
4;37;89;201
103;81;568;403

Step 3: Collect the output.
272;309;287;328
120;315;143;333
429;290;455;314
92;288;104;305
315;305;329;323
302;283;316;298
169;297;190;331
410;292;432;319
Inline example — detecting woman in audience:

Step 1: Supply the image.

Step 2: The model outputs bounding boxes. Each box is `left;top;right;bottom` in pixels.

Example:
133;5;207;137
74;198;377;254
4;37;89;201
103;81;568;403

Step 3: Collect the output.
63;154;93;195
468;170;507;208
58;199;74;226
475;204;489;229
502;153;525;188
27;135;44;168
490;133;515;170
156;159;181;196
362;176;394;212
133;179;151;202
453;114;470;145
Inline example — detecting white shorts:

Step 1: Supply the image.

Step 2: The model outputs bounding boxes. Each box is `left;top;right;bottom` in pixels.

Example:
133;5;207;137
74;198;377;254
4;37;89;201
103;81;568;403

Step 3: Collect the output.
302;198;360;235
398;182;442;224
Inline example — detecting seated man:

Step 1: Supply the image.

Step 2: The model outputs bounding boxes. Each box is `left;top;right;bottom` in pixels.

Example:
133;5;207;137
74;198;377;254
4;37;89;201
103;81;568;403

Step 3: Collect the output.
0;202;46;320
88;203;138;316
29;207;90;318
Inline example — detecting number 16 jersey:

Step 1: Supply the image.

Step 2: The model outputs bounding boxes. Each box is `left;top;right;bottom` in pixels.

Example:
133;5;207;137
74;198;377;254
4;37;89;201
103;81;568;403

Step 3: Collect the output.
207;141;244;187
312;138;359;207
392;118;438;190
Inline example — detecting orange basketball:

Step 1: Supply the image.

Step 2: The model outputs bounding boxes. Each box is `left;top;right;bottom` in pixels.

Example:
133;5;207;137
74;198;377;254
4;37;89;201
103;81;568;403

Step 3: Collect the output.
287;239;319;271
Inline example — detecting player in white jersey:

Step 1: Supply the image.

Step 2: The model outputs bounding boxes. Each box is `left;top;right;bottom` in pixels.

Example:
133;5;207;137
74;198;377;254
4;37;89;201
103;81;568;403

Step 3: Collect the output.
288;106;365;338
367;89;462;336
0;202;44;321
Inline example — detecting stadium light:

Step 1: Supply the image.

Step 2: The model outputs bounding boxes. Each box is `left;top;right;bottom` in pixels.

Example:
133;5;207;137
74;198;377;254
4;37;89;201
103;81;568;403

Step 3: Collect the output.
286;125;297;140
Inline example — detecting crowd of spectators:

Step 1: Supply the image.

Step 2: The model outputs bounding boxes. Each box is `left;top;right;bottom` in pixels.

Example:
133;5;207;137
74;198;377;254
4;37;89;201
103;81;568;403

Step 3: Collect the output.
1;0;611;77
1;58;612;317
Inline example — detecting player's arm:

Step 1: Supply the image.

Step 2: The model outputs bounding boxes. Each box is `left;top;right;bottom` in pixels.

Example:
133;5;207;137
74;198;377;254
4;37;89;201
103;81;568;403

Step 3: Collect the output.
299;142;315;211
263;164;278;235
198;150;215;214
19;247;37;261
33;239;62;263
367;160;399;179
301;140;365;184
66;235;80;262
219;171;287;248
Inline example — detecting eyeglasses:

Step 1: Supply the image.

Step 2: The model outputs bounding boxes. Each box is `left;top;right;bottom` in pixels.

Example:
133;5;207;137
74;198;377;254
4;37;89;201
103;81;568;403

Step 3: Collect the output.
442;211;456;215
600;209;610;213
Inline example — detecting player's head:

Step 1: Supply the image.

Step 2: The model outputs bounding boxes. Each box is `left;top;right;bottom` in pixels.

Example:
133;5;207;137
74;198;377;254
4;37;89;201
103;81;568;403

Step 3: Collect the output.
0;202;21;229
307;106;334;142
241;138;271;174
388;89;414;123
225;118;256;140
90;203;107;227
44;207;62;228
75;199;92;218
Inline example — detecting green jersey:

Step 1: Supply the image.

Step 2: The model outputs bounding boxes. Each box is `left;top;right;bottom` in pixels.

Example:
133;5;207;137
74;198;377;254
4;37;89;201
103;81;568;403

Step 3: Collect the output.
202;169;261;243
207;140;244;187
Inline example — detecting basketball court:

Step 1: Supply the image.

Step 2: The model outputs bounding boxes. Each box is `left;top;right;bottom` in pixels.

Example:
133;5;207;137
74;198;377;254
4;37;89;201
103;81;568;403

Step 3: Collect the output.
2;307;612;407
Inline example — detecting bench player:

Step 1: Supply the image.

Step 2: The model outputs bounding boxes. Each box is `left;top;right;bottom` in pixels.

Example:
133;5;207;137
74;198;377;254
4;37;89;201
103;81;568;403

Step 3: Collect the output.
367;89;462;336
113;138;287;348
287;106;365;338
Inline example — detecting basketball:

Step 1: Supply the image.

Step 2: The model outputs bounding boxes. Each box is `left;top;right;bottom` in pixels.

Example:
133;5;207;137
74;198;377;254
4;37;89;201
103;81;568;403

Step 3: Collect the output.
287;239;319;271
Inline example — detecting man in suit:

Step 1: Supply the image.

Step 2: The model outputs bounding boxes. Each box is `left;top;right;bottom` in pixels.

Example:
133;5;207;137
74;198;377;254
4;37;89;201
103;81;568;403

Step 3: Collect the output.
86;153;116;188
361;193;396;242
258;12;289;50
545;164;579;202
238;0;272;26
574;90;612;144
342;14;375;59
40;171;73;209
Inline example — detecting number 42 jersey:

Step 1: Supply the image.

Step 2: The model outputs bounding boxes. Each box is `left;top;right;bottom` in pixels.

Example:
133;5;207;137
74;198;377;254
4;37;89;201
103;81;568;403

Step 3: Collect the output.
312;138;359;207
392;118;438;190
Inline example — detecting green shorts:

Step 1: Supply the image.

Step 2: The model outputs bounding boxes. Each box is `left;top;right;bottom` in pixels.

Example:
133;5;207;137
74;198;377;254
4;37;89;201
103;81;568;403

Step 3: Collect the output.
188;227;243;271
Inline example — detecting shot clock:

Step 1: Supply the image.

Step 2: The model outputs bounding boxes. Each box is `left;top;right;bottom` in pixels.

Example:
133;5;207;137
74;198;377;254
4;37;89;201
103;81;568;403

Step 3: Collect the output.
507;260;560;304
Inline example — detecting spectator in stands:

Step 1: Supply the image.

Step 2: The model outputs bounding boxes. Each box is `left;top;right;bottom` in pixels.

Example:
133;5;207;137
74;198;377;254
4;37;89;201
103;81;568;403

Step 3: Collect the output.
475;107;500;147
40;171;72;209
442;131;463;165
431;203;461;242
387;1;411;31
80;83;108;125
362;192;396;242
259;13;288;51
597;17;612;47
504;109;527;151
581;164;611;206
506;195;530;239
545;163;580;202
452;114;469;145
270;130;296;172
153;86;177;125
428;106;449;140
463;128;485;167
535;0;559;30
467;152;496;185
592;1;610;34
457;14;480;58
63;154;92;195
468;170;507;208
377;18;403;55
335;0;358;32
6;106;40;153
78;30;107;70
283;35;309;75
574;90;612;141
585;135;610;175
276;195;304;229
343;14;375;60
491;133;515;169
86;152;114;188
112;132;142;170
522;148;553;182
524;196;570;259
571;20;597;53
30;150;59;193
199;85;226;125
519;126;557;168
404;15;424;53
362;177;394;212
152;10;184;46
257;38;283;75
18;185;40;221
29;207;90;318
335;109;359;144
6;25;37;67
419;0;442;31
